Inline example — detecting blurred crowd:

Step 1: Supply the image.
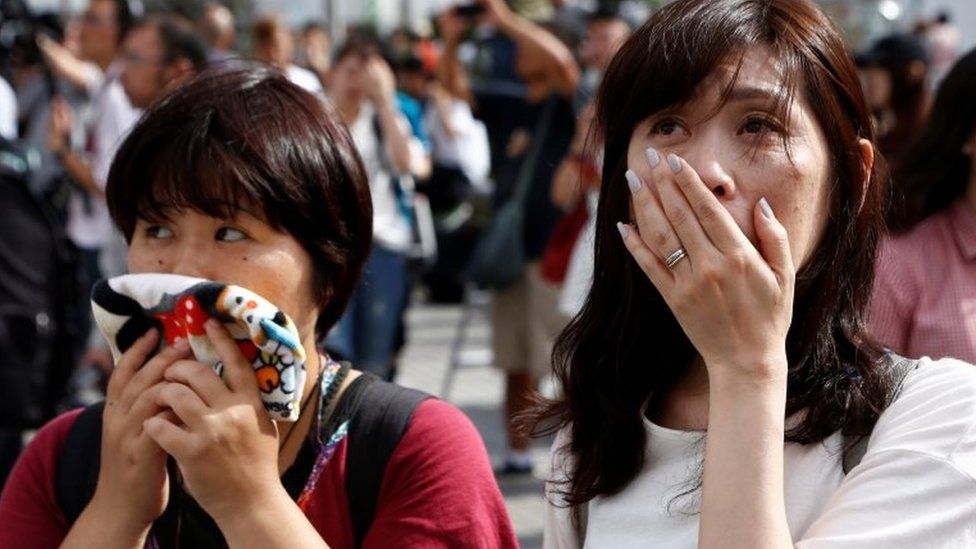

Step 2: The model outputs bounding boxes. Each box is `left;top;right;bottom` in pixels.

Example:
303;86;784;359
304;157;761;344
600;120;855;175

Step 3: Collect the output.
0;0;974;489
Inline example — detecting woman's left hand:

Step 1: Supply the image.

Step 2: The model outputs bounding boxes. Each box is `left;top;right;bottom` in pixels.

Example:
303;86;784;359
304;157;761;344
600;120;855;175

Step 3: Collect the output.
144;319;282;522
618;150;795;383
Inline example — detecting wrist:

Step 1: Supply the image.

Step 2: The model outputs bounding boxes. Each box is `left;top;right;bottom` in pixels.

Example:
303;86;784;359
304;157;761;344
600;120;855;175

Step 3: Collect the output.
82;491;154;545
373;93;396;111
707;355;789;393
209;480;289;528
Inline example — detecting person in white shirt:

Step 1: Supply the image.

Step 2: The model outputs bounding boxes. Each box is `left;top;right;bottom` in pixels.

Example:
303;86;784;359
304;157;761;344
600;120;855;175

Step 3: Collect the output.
251;14;322;95
324;39;430;381
41;0;140;286
529;0;976;547
0;76;16;141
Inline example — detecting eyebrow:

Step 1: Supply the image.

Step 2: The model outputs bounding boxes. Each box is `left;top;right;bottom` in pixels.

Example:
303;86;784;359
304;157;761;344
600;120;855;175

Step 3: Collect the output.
726;86;780;103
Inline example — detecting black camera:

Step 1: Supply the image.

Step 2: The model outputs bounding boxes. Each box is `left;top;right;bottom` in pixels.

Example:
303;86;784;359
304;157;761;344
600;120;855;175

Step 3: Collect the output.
1;0;63;71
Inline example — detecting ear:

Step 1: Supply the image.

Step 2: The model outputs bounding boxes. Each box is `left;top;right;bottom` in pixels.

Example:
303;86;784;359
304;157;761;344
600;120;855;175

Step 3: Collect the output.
857;138;875;214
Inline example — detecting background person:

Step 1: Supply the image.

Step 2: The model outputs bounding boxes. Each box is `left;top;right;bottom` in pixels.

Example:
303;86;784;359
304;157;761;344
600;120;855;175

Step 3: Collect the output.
870;47;976;365
251;14;322;94
324;39;431;382
197;2;237;64
857;32;932;162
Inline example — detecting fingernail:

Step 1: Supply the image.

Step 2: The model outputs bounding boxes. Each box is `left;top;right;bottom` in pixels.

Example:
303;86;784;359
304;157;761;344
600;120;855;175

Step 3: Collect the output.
759;197;774;220
616;221;629;238
174;337;189;351
667;153;682;174
645;147;660;168
625;169;641;194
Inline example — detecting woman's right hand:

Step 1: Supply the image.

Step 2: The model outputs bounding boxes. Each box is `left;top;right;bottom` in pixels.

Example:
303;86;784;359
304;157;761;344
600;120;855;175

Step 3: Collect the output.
83;330;191;542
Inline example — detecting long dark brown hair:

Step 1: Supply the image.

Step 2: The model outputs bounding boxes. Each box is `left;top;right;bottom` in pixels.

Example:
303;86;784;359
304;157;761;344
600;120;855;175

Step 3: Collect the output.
530;0;894;509
887;47;976;233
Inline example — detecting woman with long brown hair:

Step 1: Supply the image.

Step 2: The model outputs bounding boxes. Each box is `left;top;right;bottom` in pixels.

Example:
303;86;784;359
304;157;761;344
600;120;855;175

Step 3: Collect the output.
533;0;976;547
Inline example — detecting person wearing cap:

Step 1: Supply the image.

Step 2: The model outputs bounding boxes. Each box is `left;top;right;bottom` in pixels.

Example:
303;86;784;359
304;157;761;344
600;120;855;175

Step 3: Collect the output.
857;32;932;161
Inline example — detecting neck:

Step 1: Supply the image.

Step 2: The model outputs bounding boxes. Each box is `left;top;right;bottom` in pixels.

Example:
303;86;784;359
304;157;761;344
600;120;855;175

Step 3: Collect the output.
335;97;360;124
93;51;115;72
648;356;710;431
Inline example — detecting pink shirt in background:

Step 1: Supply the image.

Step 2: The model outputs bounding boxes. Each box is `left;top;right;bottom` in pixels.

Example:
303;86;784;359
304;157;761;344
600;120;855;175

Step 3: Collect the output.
870;199;976;364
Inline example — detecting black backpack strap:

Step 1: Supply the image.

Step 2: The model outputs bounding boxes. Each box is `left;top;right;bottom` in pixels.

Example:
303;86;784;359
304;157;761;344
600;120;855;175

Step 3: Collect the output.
338;374;431;547
842;354;921;474
55;402;104;524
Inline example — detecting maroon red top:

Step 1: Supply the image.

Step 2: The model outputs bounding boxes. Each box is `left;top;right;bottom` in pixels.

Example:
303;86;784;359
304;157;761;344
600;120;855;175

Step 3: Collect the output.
0;399;518;548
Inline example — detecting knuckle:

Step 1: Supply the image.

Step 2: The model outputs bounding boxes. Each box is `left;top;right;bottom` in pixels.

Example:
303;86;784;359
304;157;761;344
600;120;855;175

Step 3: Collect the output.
727;250;750;271
669;205;691;228
650;227;672;250
695;202;720;225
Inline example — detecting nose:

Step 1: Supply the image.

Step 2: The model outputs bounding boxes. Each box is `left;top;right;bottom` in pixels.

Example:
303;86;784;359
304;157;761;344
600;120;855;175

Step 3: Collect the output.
166;240;215;280
680;144;736;200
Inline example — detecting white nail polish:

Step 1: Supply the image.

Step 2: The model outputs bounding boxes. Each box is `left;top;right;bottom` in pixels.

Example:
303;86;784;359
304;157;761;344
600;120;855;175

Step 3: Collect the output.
625;170;641;194
667;153;682;174
616;222;629;238
759;197;774;219
646;147;660;168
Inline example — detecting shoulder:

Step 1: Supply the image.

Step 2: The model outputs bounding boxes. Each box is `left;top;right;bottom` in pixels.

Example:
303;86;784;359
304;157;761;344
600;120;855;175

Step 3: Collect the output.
0;408;85;546
391;398;488;465
285;64;323;94
880;212;954;269
868;358;976;471
367;398;518;547
19;408;85;467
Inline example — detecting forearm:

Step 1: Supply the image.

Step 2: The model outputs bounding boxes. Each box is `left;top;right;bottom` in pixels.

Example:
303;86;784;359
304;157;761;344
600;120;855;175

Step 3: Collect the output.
215;486;329;549
375;100;414;174
551;158;583;210
496;12;578;95
438;41;473;107
39;39;99;94
698;370;793;549
433;94;458;138
57;150;104;197
59;499;150;549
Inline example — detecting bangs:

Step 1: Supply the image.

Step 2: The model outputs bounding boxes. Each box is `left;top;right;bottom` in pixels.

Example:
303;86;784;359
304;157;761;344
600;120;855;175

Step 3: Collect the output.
108;102;295;240
137;142;267;227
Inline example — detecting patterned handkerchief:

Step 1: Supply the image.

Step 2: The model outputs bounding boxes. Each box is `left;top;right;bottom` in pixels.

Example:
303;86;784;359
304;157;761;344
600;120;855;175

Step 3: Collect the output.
91;273;307;421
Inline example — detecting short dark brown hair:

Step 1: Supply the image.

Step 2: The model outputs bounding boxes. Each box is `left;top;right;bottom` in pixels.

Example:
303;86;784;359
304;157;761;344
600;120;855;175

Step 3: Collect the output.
106;65;373;336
